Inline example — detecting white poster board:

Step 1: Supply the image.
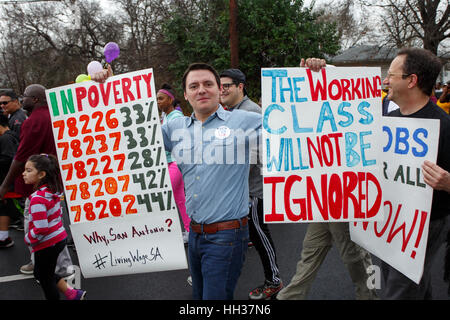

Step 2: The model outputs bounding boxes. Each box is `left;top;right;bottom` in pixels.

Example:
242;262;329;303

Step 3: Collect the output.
350;117;439;284
46;68;187;278
261;67;384;223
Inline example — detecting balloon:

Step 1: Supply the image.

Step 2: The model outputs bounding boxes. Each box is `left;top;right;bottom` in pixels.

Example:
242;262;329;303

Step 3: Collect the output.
104;42;120;63
75;74;91;83
87;61;103;76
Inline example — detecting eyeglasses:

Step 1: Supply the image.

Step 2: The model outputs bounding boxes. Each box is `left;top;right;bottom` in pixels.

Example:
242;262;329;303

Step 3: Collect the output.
387;72;411;79
0;100;11;105
221;83;236;90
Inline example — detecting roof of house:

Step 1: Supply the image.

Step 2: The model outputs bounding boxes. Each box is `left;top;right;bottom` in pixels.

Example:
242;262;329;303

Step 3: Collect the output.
330;45;398;64
330;45;450;64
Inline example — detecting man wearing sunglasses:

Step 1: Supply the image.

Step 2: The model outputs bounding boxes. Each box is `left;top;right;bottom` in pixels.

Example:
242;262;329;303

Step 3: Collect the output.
0;90;27;139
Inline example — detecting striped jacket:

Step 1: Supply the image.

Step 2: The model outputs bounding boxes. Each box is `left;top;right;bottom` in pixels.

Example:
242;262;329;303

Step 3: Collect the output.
25;185;67;252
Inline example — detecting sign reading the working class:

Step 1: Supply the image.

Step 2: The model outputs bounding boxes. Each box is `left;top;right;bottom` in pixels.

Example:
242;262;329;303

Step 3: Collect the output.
46;68;187;278
261;67;384;223
350;117;439;284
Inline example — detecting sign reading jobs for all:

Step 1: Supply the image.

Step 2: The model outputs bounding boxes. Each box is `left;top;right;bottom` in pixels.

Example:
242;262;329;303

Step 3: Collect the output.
350;117;439;284
261;67;384;223
46;68;187;278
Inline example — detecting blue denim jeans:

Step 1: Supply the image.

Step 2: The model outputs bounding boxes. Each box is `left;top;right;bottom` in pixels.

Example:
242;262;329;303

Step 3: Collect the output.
188;223;249;300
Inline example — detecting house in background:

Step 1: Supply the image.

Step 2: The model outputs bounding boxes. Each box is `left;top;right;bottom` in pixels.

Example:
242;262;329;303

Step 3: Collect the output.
329;45;450;86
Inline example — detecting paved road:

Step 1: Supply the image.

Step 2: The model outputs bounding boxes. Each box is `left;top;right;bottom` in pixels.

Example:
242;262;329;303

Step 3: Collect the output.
0;222;448;300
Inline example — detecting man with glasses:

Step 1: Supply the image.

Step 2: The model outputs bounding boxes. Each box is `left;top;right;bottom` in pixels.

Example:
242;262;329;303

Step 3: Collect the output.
381;48;450;299
0;90;27;139
219;68;283;300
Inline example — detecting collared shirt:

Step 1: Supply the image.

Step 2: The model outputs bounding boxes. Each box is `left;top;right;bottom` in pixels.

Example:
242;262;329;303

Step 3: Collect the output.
162;106;261;224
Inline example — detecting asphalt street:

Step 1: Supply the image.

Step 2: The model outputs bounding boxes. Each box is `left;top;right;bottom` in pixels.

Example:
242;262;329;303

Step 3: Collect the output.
0;221;448;301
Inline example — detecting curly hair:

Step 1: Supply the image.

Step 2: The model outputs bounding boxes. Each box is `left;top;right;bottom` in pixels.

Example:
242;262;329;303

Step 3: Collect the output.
398;48;443;96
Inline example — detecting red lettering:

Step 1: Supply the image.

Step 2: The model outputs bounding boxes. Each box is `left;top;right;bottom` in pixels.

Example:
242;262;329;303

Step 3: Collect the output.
386;205;419;252
321;135;334;166
99;82;111;105
142;73;153;98
328;79;342;100
366;172;382;218
343;171;359;219
307;175;328;221
307;136;323;168
328;133;342;166
284;175;306;222
411;210;428;259
328;174;343;219
263;176;285;222
357;172;366;218
112;80;122;104
306;68;327;101
341;78;351;101
374;201;394;237
351;78;362;100
87;85;99;108
365;77;376;99
122;77;135;103
75;87;87;112
133;75;142;99
374;76;382;97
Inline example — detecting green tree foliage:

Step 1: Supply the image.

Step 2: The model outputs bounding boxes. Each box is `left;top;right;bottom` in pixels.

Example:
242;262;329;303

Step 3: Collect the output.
163;0;341;100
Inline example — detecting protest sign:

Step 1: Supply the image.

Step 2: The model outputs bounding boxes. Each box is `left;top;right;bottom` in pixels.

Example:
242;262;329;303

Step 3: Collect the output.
261;67;384;223
46;68;188;278
350;117;439;284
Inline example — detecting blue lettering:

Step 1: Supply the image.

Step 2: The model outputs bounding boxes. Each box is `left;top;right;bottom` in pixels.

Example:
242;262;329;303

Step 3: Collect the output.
280;77;294;103
337;101;353;127
360;131;376;166
262;69;288;102
293;77;307;103
383;126;393;152
317;101;337;133
266;138;284;172
412;128;428;157
263;104;287;135
291;105;313;133
395;127;409;154
357;101;373;125
345;132;360;167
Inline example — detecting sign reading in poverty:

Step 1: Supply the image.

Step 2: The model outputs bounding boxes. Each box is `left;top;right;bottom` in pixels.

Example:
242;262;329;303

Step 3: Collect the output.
350;117;439;284
45;68;188;278
261;67;384;223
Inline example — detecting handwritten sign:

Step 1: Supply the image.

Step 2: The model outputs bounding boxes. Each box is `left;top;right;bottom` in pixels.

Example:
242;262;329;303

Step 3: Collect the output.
46;68;187;277
350;117;439;284
261;67;384;223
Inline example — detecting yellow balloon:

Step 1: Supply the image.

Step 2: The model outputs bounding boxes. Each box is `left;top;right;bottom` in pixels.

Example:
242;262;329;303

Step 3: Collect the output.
75;74;91;83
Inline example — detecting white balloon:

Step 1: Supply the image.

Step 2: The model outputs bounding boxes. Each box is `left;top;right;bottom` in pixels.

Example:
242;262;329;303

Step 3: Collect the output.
87;61;103;76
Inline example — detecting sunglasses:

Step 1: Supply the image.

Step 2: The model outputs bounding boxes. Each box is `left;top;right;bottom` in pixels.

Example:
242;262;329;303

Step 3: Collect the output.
0;101;12;106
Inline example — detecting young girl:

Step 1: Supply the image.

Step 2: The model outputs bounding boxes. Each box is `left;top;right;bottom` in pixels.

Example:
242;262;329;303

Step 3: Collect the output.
23;154;86;300
157;84;190;243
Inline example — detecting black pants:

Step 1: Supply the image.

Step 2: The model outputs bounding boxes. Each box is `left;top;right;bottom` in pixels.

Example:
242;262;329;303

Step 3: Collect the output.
248;197;281;284
34;239;66;300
